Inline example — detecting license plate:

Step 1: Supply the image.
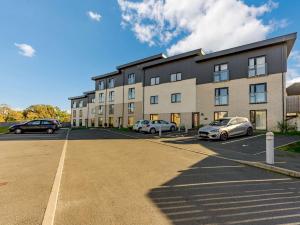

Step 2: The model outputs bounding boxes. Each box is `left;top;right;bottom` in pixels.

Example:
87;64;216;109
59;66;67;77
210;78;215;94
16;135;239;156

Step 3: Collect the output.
200;134;207;137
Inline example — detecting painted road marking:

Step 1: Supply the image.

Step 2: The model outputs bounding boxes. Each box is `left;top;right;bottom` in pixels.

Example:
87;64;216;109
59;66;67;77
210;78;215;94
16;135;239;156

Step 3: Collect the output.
42;128;70;225
221;134;265;145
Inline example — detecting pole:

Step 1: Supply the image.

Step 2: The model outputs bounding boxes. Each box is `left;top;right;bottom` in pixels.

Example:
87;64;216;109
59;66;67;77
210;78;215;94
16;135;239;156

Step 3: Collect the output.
266;132;274;165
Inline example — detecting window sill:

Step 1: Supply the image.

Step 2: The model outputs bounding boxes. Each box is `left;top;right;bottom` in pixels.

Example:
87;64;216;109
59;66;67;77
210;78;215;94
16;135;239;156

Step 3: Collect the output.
213;80;230;83
250;102;268;105
247;74;268;78
215;104;229;107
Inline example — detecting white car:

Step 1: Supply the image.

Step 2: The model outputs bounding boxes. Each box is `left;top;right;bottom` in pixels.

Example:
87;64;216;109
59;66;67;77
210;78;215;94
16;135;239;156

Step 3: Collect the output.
133;120;150;132
141;120;177;134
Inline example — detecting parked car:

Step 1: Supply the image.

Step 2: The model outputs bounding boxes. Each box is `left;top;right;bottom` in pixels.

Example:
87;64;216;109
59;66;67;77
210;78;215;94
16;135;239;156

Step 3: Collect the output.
9;119;60;134
133;120;150;132
141;120;177;134
198;117;253;141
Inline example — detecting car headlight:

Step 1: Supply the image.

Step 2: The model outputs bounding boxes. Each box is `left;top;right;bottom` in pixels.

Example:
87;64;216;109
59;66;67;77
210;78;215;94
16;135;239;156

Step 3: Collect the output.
210;129;219;133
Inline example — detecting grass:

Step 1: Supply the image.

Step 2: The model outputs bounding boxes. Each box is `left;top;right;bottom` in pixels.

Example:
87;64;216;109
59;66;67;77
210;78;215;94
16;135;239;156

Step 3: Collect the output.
112;127;133;132
277;141;300;153
0;126;9;134
274;131;300;136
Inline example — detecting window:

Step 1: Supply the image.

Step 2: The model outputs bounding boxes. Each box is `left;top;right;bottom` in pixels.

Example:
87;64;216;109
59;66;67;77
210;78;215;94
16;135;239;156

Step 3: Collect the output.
128;116;134;126
214;63;229;82
109;104;114;114
98;117;103;127
171;93;181;103
171;73;182;82
128;88;135;100
108;78;115;88
214;111;228;121
128;73;135;84
91;98;95;103
250;83;267;104
72;102;76;108
128;102;135;113
91;108;96;114
99;93;105;103
109;91;115;102
171;113;181;126
250;110;267;130
150;77;160;85
98;105;103;115
73;119;76;127
150;95;158;104
73;110;76;117
27;120;41;126
79;100;83;108
150;114;159;120
98;81;105;90
249;56;266;77
79;119;82;127
215;88;228;106
108;117;114;127
79;110;83;117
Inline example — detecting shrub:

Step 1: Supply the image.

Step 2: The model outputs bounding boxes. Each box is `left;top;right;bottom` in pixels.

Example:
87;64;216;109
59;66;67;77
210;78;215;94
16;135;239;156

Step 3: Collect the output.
277;120;296;133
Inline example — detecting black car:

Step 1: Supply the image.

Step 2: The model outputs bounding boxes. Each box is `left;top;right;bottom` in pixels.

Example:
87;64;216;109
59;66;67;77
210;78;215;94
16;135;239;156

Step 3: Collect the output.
9;119;60;134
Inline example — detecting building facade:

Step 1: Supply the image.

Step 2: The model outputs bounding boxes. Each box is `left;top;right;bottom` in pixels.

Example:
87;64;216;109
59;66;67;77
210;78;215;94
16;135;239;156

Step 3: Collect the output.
69;33;297;131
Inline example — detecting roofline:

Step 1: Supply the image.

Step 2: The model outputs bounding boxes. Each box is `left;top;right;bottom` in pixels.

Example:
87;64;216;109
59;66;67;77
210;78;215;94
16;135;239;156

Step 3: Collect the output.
91;71;120;81
68;95;87;100
195;32;297;63
83;90;95;95
116;53;165;70
141;48;203;69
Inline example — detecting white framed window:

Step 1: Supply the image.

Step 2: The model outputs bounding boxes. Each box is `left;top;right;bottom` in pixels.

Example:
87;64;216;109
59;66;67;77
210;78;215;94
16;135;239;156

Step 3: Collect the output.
109;91;115;102
99;93;105;103
98;81;105;90
109;104;114;114
171;73;182;82
128;73;135;84
128;102;135;113
150;77;160;85
171;93;181;103
128;88;135;100
72;102;76;108
108;78;115;88
79;100;83;108
150;96;158;104
98;105;104;115
91;98;95;103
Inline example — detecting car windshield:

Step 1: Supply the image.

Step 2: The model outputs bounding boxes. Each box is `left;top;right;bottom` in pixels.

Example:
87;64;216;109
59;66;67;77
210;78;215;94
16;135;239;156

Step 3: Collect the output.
141;120;149;124
209;119;230;126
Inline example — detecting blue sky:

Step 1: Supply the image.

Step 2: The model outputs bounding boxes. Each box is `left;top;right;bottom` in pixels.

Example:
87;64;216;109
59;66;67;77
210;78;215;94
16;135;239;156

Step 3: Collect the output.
0;0;299;111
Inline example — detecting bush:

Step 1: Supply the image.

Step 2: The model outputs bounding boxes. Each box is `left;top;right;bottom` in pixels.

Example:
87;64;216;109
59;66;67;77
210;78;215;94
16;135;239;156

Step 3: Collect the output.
277;120;296;133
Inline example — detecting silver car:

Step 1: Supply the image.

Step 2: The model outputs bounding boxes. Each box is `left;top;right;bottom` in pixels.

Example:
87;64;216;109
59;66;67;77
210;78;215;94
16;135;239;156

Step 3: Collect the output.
198;117;253;141
133;120;150;132
141;120;177;134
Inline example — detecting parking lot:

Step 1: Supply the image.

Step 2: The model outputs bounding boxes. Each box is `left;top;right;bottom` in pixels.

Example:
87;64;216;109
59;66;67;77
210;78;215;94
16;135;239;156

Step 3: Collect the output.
1;128;300;225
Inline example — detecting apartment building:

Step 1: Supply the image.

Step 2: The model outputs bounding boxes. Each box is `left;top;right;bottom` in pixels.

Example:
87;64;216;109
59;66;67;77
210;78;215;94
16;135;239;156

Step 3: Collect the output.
69;33;297;131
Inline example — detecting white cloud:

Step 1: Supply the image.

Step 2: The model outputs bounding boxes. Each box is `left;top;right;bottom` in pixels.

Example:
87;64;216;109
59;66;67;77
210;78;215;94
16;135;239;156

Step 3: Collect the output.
87;11;102;22
14;43;36;57
118;0;284;55
287;68;300;87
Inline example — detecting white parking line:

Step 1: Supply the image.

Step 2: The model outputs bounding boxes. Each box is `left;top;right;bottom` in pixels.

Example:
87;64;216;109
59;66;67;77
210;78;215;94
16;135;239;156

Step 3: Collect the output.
221;134;265;145
276;140;300;149
42;128;70;225
253;151;266;155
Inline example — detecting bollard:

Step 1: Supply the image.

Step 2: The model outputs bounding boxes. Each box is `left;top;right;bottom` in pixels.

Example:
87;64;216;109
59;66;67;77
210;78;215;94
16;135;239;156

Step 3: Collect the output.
185;126;188;134
159;125;162;137
178;125;181;132
266;132;274;165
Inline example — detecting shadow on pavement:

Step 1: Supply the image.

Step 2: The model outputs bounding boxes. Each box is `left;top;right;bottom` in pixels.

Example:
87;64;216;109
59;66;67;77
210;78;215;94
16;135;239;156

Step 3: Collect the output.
148;156;300;225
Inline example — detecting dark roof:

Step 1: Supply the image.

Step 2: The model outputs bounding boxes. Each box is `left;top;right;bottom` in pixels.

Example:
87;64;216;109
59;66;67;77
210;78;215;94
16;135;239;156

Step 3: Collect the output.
117;53;165;70
68;95;87;100
141;48;204;69
195;32;297;62
287;82;300;96
83;90;95;95
91;71;120;81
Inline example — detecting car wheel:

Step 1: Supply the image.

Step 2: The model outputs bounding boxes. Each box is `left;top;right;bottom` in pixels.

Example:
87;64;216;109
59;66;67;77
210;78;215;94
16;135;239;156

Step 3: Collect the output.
46;128;54;134
247;127;253;136
170;126;175;132
15;129;22;134
150;128;156;134
220;132;228;141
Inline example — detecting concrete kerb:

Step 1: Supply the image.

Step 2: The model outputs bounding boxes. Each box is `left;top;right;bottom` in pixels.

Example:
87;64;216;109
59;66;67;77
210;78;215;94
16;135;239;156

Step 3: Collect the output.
103;129;300;179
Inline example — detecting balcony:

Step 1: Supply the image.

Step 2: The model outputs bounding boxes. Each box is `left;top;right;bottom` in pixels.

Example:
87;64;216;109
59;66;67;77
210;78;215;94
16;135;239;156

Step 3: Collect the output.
250;92;267;104
214;70;229;82
248;64;267;77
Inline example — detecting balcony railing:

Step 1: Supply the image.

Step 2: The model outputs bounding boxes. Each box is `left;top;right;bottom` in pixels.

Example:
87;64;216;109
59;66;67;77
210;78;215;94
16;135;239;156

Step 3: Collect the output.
248;63;267;77
215;96;228;106
250;92;267;103
214;70;229;82
287;96;300;113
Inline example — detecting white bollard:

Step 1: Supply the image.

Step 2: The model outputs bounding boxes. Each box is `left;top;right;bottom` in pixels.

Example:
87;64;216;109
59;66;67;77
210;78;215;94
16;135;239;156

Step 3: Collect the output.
178;125;181;132
159;125;162;137
266;132;274;165
185;125;188;134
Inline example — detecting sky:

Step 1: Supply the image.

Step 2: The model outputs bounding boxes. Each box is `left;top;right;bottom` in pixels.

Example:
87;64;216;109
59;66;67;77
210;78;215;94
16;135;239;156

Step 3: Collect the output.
0;0;300;111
